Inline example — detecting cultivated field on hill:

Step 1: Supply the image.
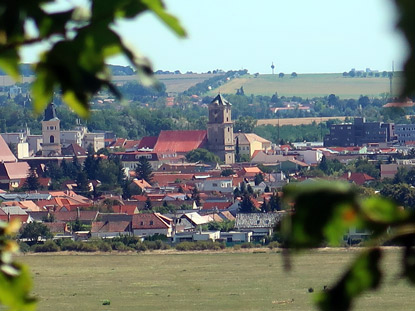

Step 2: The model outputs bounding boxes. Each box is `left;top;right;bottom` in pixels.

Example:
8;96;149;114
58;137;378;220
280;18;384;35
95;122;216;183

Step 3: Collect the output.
209;73;403;98
257;116;347;126
18;248;414;311
113;73;217;93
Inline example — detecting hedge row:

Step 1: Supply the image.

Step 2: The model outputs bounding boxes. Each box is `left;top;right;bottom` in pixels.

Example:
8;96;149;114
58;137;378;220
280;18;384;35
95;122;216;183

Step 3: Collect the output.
20;239;279;253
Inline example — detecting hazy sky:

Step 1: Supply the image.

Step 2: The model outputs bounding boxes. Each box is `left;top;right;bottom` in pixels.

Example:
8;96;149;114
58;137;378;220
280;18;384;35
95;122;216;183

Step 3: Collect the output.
23;0;408;74
113;0;407;74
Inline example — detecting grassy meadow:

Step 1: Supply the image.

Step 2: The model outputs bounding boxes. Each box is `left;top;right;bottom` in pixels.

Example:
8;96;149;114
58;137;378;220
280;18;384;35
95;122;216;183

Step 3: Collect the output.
210;73;403;98
17;248;415;311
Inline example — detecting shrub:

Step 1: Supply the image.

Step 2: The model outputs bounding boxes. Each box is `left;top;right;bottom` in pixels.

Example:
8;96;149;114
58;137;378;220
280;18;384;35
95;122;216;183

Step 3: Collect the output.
33;240;60;252
77;242;98;252
135;243;148;252
175;242;192;251
241;242;254;249
233;244;241;250
267;241;281;249
175;241;225;251
97;242;112;252
111;241;133;252
60;240;79;251
18;242;30;253
102;300;110;305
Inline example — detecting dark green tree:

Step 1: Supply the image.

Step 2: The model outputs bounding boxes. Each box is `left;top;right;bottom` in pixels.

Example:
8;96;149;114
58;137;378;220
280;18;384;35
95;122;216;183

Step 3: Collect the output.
234;116;257;133
269;193;281;211
221;169;235;177
191;187;202;207
261;199;271;212
185;148;220;164
75;171;89;193
20;222;52;244
254;173;264;185
239;194;257;213
145;197;152;210
135;156;153;183
235;136;241;162
24;165;41;191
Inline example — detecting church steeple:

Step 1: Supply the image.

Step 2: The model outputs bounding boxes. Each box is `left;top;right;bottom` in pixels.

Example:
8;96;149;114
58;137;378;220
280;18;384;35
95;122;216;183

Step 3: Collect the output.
44;103;58;121
41;103;61;156
207;94;235;164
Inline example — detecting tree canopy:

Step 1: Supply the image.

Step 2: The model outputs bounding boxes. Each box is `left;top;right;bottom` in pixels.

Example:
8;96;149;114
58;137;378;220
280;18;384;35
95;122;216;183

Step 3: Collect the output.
0;0;185;118
185;148;220;164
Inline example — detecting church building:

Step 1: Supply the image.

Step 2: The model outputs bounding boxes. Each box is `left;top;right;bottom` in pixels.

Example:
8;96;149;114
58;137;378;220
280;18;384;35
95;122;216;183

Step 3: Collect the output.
207;94;235;164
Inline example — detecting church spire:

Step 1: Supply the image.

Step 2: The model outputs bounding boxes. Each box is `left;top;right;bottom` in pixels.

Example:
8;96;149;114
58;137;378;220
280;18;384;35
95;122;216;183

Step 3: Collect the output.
44;103;58;121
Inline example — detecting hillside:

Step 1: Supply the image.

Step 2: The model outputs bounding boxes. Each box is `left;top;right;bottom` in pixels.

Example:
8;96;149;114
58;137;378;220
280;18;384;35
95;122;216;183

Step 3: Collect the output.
207;73;403;99
113;73;218;93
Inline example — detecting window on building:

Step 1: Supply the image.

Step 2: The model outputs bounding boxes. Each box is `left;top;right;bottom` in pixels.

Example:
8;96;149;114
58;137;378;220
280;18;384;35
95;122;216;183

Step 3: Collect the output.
149;221;153;225
50;135;54;143
140;221;144;226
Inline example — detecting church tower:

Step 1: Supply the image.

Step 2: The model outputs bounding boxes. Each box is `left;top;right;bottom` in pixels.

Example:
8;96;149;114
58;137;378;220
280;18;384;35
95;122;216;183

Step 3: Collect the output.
207;94;235;164
41;103;61;156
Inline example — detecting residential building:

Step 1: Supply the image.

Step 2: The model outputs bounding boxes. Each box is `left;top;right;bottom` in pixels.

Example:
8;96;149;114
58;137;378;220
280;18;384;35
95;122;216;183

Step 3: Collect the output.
396;124;415;145
234;133;271;158
324;117;395;147
195;177;234;193
131;213;173;237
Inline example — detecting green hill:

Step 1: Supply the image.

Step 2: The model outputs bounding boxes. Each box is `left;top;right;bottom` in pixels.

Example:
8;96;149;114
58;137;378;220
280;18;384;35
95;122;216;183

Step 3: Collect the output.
208;73;403;99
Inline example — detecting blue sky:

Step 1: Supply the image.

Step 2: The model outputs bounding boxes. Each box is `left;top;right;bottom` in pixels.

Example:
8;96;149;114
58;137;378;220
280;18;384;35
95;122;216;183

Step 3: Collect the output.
113;0;407;74
24;0;408;74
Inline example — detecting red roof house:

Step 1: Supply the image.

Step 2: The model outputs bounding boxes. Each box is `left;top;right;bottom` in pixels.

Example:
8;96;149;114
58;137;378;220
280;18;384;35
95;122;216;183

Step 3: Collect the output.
131;213;173;237
339;172;375;185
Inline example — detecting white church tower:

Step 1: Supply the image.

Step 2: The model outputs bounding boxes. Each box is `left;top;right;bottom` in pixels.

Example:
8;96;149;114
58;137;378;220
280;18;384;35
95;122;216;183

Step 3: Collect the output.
41;103;61;156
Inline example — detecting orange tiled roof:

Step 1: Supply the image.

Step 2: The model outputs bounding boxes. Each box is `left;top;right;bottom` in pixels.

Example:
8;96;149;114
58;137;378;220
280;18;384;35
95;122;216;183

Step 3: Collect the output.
131;213;172;229
0;136;17;162
112;205;138;215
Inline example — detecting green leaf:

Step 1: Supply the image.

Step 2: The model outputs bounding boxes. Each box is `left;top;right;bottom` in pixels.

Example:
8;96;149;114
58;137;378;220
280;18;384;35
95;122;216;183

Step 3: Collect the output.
0;263;37;311
361;196;407;224
282;181;358;248
35;10;74;37
394;0;415;96
142;0;187;37
315;248;382;311
62;90;90;118
0;49;20;80
31;63;55;115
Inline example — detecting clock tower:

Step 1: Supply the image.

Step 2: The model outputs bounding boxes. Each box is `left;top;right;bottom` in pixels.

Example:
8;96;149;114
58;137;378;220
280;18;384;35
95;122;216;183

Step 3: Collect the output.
41;103;61;156
207;94;235;164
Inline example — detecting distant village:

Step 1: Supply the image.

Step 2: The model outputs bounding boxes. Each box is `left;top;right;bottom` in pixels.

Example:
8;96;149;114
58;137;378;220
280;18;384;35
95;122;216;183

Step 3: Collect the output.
0;92;414;246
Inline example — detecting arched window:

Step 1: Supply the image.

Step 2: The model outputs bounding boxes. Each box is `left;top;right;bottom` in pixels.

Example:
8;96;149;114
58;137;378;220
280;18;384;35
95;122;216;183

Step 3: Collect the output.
50;135;54;143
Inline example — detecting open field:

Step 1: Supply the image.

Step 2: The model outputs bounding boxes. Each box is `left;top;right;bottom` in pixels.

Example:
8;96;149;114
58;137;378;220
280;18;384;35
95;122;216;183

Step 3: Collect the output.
257;116;347;126
0;73;217;93
112;73;217;93
209;73;403;99
16;248;415;311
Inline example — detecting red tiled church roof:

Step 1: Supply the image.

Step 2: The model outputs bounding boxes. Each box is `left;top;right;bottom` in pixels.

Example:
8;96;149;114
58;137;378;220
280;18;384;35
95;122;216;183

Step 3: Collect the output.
138;136;158;149
153;130;207;153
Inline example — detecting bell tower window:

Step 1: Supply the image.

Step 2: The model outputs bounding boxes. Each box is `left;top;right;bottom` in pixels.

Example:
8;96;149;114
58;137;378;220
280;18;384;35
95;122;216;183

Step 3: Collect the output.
50;135;55;143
